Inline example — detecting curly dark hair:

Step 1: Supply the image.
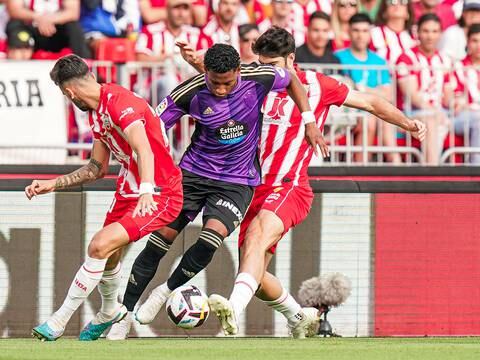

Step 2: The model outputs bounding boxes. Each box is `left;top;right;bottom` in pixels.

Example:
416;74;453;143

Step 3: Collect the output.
252;26;295;58
50;54;89;86
203;44;241;73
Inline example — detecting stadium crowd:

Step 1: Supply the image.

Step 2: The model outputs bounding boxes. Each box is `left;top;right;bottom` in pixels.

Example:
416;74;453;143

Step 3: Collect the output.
1;0;480;164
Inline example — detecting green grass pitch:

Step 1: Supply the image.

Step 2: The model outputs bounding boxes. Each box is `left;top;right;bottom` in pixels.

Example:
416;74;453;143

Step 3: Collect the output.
1;337;480;360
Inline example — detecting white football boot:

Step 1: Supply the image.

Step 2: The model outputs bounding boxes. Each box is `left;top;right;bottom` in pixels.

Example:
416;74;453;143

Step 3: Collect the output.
208;294;238;336
288;307;320;339
135;286;170;324
107;312;133;340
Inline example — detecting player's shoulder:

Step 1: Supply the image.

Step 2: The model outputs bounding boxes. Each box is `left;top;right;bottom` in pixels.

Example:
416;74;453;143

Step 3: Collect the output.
240;63;279;78
104;84;147;110
170;73;206;106
366;49;388;65
144;21;167;35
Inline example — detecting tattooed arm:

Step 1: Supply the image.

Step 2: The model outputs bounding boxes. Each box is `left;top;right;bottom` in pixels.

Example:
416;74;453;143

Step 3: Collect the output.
25;141;110;199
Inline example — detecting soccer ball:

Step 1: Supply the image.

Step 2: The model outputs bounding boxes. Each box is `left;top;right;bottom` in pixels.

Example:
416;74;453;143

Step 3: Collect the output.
166;285;210;329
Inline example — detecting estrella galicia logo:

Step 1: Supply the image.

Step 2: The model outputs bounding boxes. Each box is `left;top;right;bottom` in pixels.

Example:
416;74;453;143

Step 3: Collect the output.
215;119;248;144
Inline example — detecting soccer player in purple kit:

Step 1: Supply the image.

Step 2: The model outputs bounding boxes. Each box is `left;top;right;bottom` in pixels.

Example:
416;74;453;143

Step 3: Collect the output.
107;43;327;339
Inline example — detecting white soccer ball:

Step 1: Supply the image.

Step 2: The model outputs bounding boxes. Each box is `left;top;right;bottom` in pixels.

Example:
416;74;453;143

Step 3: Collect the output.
166;285;210;329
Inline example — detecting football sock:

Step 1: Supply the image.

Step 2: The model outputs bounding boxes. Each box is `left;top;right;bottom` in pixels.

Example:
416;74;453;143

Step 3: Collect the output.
123;232;172;311
48;256;107;331
97;262;122;316
229;272;258;319
167;229;224;290
263;288;303;326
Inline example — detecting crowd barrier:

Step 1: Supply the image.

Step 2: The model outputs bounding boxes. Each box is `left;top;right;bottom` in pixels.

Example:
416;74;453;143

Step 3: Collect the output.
2;60;480;165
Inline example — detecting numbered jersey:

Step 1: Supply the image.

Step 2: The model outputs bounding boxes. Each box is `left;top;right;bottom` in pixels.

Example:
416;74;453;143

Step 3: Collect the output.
89;83;181;199
260;69;349;187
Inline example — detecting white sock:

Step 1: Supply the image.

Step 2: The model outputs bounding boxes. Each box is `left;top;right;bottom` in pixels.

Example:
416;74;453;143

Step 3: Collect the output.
229;272;258;319
158;282;173;297
48;256;107;331
263;288;303;325
98;262;122;316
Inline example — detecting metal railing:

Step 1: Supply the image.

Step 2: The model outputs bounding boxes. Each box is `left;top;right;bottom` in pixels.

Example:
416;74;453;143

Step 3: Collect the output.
3;60;480;166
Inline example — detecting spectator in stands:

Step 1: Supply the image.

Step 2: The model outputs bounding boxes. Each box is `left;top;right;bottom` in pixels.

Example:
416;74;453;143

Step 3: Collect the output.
135;0;200;101
196;0;240;52
257;0;300;44
453;24;480;164
238;23;259;63
439;0;480;62
396;14;452;165
80;0;140;49
358;0;381;21
413;0;456;30
0;0;8;59
371;0;416;64
295;11;340;69
335;13;400;163
139;0;207;27
290;0;332;46
331;0;358;50
6;25;34;59
6;0;90;58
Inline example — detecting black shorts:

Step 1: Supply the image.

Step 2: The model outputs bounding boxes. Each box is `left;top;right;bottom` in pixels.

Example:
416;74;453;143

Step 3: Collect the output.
167;169;254;236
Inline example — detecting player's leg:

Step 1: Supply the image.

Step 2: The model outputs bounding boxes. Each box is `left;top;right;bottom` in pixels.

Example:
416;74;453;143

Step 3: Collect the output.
32;222;131;341
136;180;253;324
135;217;228;324
209;210;283;335
256;268;320;339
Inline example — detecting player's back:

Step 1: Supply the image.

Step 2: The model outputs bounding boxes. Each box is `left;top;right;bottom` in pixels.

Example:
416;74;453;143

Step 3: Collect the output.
260;69;349;187
90;83;181;197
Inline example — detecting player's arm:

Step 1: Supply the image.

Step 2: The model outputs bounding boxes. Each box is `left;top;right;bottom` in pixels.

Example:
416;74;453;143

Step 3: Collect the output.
123;121;158;217
343;90;427;141
24;140;110;200
176;41;205;73
48;0;80;25
285;69;329;157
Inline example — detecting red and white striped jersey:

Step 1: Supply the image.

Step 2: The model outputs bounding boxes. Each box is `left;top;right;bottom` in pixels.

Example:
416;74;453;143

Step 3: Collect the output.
395;46;451;110
89;84;181;199
136;22;201;57
370;25;416;64
290;0;332;46
260;69;349;187
196;17;240;52
257;18;304;47
25;0;62;13
453;55;480;108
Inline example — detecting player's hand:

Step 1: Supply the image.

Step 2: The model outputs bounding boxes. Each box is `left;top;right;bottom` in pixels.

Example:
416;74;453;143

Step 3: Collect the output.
305;123;329;158
176;40;201;67
409;119;427;142
133;193;158;217
36;15;56;37
24;179;56;200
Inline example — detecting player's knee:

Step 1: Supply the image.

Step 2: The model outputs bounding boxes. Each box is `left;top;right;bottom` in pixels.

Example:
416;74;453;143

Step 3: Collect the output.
88;233;111;259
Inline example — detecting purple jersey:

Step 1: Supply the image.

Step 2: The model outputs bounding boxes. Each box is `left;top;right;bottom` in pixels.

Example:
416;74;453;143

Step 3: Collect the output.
156;63;291;186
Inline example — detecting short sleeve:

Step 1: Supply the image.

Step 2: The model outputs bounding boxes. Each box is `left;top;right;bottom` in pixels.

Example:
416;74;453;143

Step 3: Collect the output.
109;93;147;132
396;53;414;80
135;28;153;55
317;74;349;107
380;68;392;85
270;66;291;92
156;96;187;131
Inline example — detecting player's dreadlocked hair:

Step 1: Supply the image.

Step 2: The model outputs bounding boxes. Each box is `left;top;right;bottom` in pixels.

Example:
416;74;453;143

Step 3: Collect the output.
50;54;89;86
203;44;240;73
252;26;295;58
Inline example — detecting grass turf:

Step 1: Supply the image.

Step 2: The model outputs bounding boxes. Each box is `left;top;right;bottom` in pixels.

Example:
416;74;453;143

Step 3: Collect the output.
1;337;480;360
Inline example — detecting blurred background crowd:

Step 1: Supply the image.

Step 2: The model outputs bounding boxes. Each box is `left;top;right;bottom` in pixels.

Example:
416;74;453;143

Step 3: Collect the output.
1;0;480;165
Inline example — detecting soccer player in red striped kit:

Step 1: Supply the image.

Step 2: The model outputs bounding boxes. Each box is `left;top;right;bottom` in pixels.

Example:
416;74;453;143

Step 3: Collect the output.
190;27;426;336
25;54;183;341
